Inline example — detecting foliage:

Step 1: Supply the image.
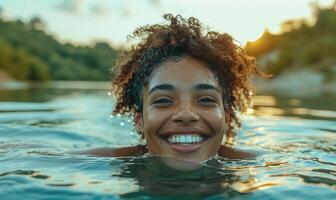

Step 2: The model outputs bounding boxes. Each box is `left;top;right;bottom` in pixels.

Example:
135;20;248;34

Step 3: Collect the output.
0;38;49;80
0;17;119;81
246;4;336;76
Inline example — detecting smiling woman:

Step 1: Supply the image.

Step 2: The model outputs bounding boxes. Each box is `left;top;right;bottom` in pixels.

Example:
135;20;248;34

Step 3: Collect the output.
81;14;260;168
140;56;226;162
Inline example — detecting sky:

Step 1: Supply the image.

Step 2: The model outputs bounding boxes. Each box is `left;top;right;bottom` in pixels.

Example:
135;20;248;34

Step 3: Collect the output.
0;0;335;47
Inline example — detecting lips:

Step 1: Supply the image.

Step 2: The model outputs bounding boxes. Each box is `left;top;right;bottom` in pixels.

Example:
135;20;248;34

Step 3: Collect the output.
158;128;212;153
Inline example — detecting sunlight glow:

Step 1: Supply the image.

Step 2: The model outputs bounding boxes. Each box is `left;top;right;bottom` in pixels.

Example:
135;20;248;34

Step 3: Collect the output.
0;0;335;46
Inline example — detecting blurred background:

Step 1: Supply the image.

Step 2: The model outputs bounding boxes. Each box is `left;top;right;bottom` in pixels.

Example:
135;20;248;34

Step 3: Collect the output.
0;0;335;95
0;2;335;198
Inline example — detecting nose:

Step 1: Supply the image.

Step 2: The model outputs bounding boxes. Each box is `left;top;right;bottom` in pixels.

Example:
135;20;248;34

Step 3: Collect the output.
171;106;200;124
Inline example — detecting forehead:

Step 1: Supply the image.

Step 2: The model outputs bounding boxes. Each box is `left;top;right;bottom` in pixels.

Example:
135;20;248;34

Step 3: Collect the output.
148;56;218;88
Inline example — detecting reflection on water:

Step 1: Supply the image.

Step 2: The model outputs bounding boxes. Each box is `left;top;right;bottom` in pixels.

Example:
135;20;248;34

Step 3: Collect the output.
253;94;336;121
0;81;335;199
113;156;243;196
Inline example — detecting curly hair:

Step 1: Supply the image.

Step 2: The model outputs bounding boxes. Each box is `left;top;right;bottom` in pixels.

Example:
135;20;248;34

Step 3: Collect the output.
112;14;259;141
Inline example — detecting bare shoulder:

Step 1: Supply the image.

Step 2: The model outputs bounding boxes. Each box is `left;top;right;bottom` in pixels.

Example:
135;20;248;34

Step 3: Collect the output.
70;145;147;157
218;145;264;159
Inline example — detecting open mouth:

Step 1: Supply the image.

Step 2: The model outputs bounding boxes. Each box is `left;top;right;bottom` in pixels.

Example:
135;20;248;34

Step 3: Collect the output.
159;132;210;153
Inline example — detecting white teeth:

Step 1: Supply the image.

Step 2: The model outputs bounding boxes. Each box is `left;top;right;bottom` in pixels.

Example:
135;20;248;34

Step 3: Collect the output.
167;134;204;144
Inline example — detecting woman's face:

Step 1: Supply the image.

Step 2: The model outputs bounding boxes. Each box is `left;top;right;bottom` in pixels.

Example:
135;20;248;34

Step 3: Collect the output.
138;56;226;163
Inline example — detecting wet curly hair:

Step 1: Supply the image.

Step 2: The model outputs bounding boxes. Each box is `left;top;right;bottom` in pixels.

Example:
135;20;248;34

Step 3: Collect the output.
112;14;259;141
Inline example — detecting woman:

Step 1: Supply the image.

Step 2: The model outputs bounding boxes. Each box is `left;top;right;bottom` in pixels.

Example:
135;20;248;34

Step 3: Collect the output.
82;14;260;165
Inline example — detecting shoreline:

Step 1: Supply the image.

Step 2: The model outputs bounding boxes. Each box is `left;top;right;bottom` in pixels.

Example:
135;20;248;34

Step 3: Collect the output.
252;69;336;97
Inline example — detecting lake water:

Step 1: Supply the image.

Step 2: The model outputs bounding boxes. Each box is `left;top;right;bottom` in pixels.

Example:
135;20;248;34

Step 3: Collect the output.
0;81;335;200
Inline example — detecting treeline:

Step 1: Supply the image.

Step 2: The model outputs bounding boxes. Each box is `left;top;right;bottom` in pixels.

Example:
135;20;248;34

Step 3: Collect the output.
246;3;336;77
0;16;119;81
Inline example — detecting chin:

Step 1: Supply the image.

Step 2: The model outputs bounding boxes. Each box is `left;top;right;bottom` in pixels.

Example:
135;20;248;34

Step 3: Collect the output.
159;156;204;171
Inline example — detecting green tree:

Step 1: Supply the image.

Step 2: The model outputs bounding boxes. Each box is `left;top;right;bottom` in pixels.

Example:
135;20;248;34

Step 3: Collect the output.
29;16;46;30
0;16;120;81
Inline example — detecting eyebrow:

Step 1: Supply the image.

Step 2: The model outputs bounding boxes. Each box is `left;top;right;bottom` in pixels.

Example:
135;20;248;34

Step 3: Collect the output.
149;84;175;94
149;83;220;94
193;83;220;93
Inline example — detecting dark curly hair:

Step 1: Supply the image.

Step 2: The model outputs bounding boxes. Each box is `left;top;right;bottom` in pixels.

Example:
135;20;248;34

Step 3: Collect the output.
112;14;259;142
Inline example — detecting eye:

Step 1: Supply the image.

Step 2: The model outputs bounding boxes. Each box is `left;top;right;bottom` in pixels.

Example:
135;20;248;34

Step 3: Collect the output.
152;98;174;107
197;96;218;107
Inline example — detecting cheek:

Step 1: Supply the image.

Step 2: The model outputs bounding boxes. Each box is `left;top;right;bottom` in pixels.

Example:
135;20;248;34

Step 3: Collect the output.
144;108;172;135
201;108;226;132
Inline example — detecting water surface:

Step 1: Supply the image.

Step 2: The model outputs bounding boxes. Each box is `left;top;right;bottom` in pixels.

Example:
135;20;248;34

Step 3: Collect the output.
0;81;335;199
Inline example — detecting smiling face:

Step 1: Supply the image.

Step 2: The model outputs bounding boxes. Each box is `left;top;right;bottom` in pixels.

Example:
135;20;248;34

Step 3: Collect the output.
137;56;226;162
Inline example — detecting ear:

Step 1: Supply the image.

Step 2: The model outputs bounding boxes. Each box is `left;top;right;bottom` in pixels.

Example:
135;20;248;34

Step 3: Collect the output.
134;112;144;138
